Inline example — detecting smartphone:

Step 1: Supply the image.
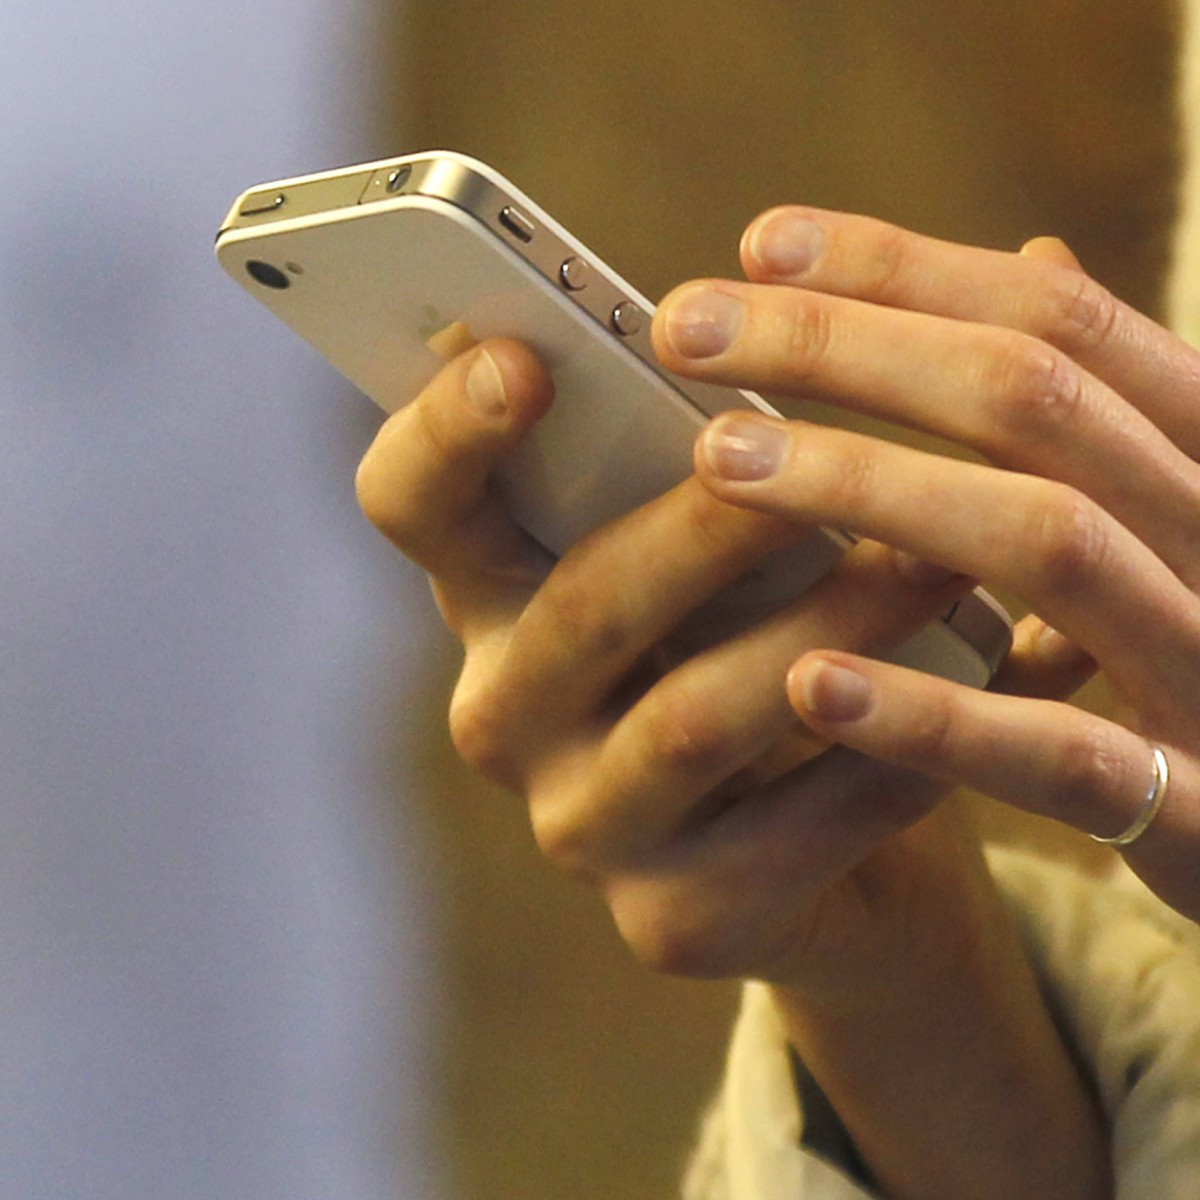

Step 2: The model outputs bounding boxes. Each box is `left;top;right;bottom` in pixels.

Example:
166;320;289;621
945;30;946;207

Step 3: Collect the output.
216;150;1011;686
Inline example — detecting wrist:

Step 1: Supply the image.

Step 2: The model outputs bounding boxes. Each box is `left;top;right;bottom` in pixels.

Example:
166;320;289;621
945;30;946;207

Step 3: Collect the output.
767;809;1112;1200
767;801;996;1012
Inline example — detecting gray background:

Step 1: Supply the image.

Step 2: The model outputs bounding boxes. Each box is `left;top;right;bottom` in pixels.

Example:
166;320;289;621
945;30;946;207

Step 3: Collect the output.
0;3;444;1197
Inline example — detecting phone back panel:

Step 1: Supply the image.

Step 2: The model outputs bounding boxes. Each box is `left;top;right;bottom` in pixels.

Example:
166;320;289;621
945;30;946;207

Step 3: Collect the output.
218;195;845;603
217;165;1010;684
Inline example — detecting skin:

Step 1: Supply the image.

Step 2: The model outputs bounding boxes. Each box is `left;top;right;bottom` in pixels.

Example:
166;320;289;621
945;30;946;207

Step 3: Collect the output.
653;206;1200;924
353;222;1128;1195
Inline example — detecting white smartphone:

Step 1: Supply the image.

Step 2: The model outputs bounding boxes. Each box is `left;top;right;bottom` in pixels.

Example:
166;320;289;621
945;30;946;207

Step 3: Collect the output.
216;150;1011;686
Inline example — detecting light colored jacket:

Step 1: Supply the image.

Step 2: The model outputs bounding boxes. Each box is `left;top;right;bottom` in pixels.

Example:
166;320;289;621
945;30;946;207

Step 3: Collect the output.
684;850;1200;1197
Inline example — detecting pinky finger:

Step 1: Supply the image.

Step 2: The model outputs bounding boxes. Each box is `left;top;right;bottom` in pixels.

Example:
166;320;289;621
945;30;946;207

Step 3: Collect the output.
787;651;1200;921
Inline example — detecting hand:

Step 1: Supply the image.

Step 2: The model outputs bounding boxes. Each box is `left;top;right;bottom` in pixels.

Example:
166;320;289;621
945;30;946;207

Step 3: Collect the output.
357;330;1111;1199
355;336;999;989
653;206;1200;922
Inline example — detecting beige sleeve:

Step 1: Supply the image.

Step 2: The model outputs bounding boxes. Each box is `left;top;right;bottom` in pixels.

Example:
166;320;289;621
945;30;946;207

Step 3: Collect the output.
682;982;878;1200
985;848;1200;1198
685;850;1200;1200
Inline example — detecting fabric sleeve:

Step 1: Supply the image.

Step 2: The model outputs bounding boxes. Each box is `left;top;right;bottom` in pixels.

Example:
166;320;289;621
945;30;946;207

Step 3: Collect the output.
682;981;879;1200
985;847;1200;1199
683;848;1200;1200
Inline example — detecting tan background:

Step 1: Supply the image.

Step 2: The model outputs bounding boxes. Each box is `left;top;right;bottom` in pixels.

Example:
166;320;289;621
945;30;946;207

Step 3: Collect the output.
385;3;1181;1197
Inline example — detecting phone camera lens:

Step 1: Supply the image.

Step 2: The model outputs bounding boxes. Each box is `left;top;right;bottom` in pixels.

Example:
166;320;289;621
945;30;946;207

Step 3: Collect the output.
386;165;412;193
245;260;290;290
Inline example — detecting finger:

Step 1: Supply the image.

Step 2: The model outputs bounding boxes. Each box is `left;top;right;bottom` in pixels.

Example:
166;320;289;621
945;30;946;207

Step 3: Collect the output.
1020;236;1085;271
356;338;555;634
445;474;814;787
528;540;971;865
652;280;1200;584
788;650;1200;923
597;754;952;982
790;650;1151;835
694;412;1200;717
989;614;1097;701
479;477;816;740
736;207;1200;456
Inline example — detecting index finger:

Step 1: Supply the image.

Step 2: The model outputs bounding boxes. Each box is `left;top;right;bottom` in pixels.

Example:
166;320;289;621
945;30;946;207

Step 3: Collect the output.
739;207;1200;456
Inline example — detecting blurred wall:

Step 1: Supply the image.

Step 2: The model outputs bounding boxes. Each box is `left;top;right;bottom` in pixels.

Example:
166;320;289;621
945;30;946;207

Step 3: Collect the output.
0;4;446;1198
402;0;1177;314
390;3;1181;1199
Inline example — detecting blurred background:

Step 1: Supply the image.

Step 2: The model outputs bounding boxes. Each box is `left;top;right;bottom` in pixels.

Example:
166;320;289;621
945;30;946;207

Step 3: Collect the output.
0;2;1180;1199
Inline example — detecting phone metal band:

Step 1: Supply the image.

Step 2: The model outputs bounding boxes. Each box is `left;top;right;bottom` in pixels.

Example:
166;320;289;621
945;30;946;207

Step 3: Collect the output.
1091;742;1169;848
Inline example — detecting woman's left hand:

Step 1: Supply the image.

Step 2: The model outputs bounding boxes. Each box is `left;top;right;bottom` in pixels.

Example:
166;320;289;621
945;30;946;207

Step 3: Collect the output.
652;207;1200;922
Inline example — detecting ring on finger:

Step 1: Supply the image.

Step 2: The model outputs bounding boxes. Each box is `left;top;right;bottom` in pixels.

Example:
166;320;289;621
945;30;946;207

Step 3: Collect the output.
1090;741;1170;848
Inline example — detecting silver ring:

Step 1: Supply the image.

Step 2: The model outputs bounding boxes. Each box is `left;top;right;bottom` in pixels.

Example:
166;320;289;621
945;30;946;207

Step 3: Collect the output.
1091;742;1169;848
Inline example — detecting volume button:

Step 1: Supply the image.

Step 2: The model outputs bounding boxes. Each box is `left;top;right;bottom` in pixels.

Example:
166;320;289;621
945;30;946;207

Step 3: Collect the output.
559;257;590;290
611;301;644;336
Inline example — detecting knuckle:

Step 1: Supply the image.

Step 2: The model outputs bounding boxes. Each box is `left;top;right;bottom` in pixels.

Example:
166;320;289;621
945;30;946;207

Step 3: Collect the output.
1025;487;1112;595
528;799;600;880
628;921;718;978
529;563;632;664
983;338;1087;444
609;871;800;981
530;767;666;883
608;883;730;979
353;441;407;538
808;438;878;517
860;219;911;300
1040;271;1122;354
447;681;515;783
677;483;781;565
1049;722;1128;824
643;687;739;782
410;389;464;472
899;692;957;765
354;404;456;544
675;485;735;557
778;292;835;382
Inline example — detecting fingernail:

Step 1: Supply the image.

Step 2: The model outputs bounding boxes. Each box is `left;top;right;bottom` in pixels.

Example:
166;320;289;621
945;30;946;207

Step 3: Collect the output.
664;287;746;359
892;550;965;589
702;417;789;481
465;348;507;418
747;211;826;278
795;659;873;723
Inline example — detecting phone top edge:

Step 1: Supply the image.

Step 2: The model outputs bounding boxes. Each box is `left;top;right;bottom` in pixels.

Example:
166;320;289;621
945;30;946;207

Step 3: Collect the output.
219;151;517;240
217;151;641;294
216;151;447;228
217;151;759;424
